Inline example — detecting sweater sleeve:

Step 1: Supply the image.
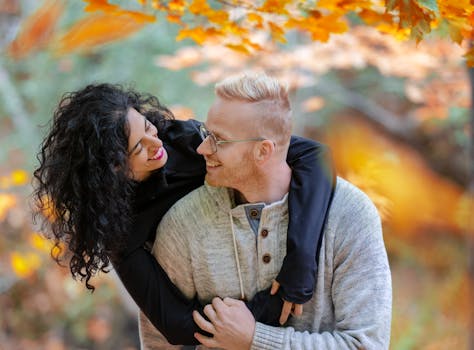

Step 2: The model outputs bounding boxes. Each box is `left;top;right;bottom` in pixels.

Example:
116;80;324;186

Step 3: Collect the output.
250;182;392;349
279;136;335;303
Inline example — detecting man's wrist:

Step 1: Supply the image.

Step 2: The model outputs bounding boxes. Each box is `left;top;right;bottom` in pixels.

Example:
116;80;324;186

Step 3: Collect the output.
250;322;285;350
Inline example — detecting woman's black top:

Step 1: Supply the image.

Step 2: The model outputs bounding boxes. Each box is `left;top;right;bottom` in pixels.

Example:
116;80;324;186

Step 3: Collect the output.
113;119;335;345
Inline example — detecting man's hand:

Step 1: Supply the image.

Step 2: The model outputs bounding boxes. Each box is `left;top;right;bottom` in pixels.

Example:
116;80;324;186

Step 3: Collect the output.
271;280;303;325
193;297;256;350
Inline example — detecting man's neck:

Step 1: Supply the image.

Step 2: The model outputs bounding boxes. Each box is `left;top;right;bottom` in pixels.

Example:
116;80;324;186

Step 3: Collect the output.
235;163;292;205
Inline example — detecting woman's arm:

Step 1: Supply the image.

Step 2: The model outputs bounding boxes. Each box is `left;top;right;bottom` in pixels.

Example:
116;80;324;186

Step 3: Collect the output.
281;136;336;303
114;245;284;344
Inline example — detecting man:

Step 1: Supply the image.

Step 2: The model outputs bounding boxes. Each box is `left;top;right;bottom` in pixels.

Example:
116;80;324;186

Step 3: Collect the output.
140;73;392;349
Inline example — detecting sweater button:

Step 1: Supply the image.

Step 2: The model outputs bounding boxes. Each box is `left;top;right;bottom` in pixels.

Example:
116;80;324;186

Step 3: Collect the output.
250;209;259;218
262;253;271;264
261;229;269;238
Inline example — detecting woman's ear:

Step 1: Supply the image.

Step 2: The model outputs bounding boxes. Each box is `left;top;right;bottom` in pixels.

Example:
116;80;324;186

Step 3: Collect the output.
254;140;275;164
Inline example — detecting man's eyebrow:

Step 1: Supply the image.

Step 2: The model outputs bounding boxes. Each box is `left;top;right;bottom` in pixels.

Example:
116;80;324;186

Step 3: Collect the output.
129;116;147;154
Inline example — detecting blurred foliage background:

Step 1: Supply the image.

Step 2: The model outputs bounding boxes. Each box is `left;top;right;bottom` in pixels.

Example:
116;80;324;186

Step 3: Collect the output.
0;0;473;349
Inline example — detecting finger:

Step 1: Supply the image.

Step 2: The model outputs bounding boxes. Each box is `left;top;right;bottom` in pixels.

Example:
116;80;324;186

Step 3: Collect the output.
193;310;215;335
293;303;303;317
203;304;218;323
270;280;280;295
279;300;292;325
194;332;219;348
223;297;243;306
211;296;226;313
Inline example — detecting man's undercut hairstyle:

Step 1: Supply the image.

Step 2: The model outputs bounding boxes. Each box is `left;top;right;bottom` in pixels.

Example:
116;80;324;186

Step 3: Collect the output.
215;73;292;149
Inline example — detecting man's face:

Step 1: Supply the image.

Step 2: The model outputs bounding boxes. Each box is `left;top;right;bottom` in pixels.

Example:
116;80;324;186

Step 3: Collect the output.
197;97;261;190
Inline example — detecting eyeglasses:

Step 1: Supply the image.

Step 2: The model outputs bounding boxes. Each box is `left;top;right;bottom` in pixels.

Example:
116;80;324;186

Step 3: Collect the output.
199;124;266;155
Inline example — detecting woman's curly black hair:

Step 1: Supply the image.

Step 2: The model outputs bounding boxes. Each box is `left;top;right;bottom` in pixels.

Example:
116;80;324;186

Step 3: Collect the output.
33;83;174;290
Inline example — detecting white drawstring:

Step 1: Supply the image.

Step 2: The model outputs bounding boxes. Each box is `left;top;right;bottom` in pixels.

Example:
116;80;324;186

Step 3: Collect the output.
229;212;245;300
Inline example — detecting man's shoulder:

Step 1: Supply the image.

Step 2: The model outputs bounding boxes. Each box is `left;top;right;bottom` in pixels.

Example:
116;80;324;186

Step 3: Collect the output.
161;183;228;221
328;177;381;228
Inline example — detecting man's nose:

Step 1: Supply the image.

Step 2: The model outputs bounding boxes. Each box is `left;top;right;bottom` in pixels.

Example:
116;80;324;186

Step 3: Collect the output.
196;137;212;155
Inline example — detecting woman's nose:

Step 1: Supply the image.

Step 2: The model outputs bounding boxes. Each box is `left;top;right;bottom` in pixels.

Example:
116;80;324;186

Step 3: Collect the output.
144;134;162;147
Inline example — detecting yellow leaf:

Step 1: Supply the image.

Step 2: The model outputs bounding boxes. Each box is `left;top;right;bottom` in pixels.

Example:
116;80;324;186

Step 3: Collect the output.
206;9;229;25
55;12;154;55
286;13;348;42
167;13;182;23
10;169;29;186
247;12;265;29
386;0;437;42
0;194;16;221
11;251;41;278
7;0;64;59
168;0;187;12
268;21;287;43
189;0;210;15
258;0;291;15
177;26;220;44
29;232;53;254
225;43;251;54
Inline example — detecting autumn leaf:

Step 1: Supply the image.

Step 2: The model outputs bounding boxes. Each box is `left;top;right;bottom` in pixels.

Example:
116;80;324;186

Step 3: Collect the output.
10;169;29;186
54;12;154;55
176;26;221;44
83;0;119;13
29;232;53;254
10;251;41;278
268;21;287;43
286;12;348;42
258;0;292;15
7;0;64;59
247;12;265;29
385;0;437;42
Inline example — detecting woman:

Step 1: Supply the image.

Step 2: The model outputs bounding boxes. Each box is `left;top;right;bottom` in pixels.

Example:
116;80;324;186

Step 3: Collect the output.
33;83;334;345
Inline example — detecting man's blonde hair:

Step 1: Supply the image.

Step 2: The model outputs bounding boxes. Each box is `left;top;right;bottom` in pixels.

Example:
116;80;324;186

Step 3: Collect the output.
215;73;292;149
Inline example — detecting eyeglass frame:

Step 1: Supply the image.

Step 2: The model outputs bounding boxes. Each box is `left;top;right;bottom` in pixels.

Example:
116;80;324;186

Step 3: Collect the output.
199;124;268;155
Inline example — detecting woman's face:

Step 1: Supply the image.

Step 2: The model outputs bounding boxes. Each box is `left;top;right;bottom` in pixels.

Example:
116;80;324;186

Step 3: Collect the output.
127;107;168;181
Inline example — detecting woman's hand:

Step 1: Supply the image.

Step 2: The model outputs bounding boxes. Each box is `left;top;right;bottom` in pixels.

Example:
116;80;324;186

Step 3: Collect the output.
271;280;303;325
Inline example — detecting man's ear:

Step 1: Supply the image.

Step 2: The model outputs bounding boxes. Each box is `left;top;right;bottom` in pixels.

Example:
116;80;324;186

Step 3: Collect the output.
254;140;275;164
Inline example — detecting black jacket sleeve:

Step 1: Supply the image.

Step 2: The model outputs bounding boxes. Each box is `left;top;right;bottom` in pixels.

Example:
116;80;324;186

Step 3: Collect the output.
279;136;336;303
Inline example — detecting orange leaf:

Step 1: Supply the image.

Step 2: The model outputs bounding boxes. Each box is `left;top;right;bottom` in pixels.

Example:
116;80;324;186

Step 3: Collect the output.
168;0;187;12
247;12;265;29
386;0;437;42
189;0;210;15
258;0;291;15
268;21;287;43
176;26;220;44
55;12;154;55
83;0;119;13
7;0;64;59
